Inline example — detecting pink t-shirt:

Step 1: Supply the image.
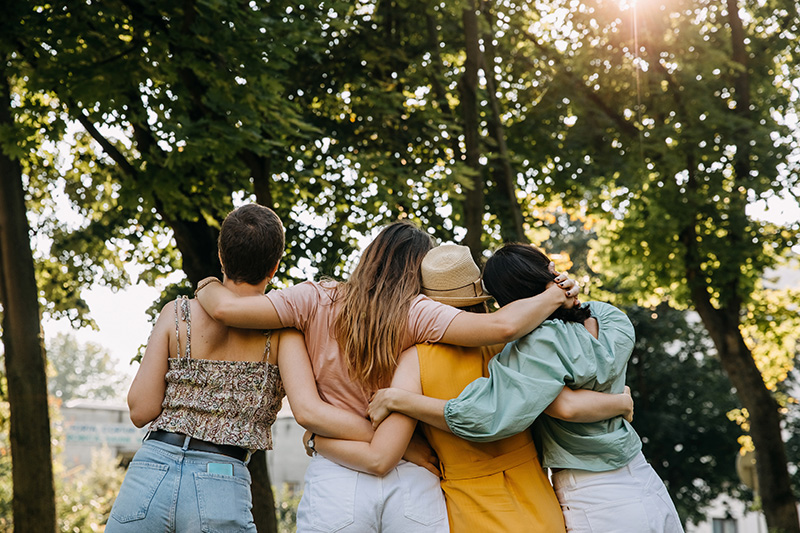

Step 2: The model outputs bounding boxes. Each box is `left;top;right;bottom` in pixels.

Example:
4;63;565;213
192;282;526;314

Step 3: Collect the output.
268;280;462;415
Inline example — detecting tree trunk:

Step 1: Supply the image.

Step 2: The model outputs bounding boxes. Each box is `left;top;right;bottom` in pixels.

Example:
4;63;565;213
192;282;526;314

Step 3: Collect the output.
248;451;277;533
77;103;276;533
722;1;799;530
479;3;526;243
0;75;57;533
459;1;485;260
682;220;799;533
694;302;799;532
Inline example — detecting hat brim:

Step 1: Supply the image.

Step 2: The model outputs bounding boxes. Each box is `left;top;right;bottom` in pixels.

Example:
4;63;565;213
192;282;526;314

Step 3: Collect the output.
427;294;492;306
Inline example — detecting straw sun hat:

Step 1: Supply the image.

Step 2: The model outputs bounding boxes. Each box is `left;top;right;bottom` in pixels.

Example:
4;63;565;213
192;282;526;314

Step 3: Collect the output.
421;244;491;306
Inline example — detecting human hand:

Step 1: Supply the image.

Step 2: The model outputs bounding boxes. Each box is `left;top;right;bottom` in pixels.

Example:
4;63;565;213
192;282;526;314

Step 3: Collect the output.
549;262;581;306
368;388;398;429
402;431;440;477
194;276;222;298
622;386;634;423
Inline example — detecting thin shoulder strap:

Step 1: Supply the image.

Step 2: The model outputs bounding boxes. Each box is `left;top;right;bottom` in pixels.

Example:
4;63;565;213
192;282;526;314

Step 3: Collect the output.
173;296;192;359
258;331;275;393
260;331;272;363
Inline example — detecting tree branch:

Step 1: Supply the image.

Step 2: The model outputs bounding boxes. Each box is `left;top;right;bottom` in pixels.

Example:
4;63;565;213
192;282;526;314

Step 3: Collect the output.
74;108;139;177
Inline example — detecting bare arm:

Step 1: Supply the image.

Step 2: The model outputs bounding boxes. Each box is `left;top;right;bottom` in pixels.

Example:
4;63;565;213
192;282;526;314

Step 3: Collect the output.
545;386;634;423
278;329;374;441
311;347;421;477
368;387;450;433
195;277;284;329
127;303;172;428
440;281;577;346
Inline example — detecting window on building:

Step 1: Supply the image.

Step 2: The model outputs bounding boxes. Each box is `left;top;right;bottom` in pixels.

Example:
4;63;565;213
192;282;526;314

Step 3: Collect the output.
712;517;738;533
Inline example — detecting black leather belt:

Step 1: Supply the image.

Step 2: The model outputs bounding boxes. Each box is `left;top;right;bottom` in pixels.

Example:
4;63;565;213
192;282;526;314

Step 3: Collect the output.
146;430;250;462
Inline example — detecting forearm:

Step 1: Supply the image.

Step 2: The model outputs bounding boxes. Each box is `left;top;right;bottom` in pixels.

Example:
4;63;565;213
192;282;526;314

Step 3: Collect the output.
315;413;416;476
545;387;633;423
441;285;567;346
314;437;395;476
195;278;282;329
387;389;450;433
297;402;374;441
491;285;566;342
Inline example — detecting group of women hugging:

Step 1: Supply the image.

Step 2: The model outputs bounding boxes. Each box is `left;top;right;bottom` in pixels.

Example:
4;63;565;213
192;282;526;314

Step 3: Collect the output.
106;203;684;533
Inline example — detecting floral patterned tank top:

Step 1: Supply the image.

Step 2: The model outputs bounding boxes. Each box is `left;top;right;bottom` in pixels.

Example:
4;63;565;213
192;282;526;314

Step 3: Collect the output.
149;296;285;450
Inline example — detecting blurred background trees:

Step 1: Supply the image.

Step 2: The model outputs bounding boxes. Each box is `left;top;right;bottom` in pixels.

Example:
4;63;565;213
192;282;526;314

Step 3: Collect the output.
0;0;798;531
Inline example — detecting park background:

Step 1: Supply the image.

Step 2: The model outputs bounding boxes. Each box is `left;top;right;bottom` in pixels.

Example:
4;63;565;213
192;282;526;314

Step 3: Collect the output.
1;0;799;532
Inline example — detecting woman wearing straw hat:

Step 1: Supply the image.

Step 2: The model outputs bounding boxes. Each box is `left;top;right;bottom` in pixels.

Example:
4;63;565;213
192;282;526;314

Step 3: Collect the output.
368;243;683;533
311;244;633;532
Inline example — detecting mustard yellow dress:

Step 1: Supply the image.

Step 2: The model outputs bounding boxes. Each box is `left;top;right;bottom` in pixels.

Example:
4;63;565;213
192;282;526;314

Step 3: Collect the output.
417;343;566;533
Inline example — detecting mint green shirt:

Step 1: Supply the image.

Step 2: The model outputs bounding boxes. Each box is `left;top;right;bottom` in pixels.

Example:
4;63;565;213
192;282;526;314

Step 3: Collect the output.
443;301;642;472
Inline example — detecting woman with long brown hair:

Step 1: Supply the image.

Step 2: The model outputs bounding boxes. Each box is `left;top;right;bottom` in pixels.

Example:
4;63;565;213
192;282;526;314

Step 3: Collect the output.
195;220;580;532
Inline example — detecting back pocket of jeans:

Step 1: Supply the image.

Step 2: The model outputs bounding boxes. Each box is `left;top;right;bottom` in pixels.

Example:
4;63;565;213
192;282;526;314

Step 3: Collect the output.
397;462;447;526
305;470;357;532
584;498;650;532
195;472;254;533
110;462;169;523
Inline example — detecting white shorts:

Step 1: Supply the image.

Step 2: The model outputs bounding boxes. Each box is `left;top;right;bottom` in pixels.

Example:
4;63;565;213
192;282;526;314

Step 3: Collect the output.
552;452;684;533
296;455;449;533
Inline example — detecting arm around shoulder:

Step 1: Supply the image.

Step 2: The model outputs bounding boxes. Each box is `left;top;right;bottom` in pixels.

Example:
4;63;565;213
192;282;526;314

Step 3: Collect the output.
440;284;567;346
545;386;634;423
195;279;284;329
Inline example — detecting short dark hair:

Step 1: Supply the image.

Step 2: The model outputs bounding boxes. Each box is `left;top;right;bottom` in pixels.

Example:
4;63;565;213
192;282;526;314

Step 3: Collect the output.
483;243;590;324
218;204;284;285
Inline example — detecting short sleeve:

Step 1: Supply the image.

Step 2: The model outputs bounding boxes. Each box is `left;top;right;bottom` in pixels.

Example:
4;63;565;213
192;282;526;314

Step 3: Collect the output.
266;282;322;332
407;295;463;344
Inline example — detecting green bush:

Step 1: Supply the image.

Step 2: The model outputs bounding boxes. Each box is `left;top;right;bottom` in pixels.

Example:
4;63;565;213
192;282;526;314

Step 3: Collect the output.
275;483;302;533
55;447;124;533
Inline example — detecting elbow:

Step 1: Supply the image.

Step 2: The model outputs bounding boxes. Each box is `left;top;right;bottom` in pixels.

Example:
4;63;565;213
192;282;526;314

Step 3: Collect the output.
292;411;311;430
288;401;313;429
207;303;231;323
129;407;152;428
546;401;577;422
493;321;519;344
128;397;158;428
365;456;397;477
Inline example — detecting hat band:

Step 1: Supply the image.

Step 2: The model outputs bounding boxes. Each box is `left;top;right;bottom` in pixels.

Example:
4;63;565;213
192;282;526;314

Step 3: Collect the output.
422;279;483;297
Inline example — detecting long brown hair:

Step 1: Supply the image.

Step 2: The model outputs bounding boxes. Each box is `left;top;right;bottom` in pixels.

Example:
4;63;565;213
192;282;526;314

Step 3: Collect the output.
334;220;433;390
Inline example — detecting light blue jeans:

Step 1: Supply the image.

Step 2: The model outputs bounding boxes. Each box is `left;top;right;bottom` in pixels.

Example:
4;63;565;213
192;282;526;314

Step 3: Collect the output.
552;452;684;533
296;455;449;533
106;438;256;533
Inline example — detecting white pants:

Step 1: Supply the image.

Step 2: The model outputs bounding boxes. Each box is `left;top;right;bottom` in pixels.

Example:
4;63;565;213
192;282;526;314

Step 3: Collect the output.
296;456;449;533
552;452;684;533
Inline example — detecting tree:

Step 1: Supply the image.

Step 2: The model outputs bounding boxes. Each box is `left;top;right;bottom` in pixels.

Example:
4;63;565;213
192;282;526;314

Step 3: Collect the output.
625;304;745;526
47;333;127;402
5;0;798;528
491;0;800;529
0;77;57;532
